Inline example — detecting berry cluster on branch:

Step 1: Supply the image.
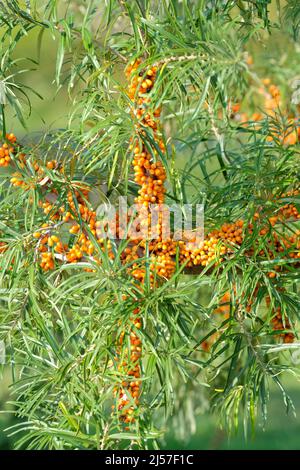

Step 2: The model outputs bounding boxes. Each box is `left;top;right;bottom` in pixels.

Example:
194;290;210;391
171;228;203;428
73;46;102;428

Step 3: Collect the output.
231;69;300;145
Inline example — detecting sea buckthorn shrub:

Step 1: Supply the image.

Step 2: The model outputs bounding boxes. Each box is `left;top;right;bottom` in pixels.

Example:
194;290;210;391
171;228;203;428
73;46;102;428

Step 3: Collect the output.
0;0;300;450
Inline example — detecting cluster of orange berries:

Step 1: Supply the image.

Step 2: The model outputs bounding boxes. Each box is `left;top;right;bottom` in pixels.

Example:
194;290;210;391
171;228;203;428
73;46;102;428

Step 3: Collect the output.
0;133;16;167
0;132;55;187
10;155;60;188
0;241;7;254
266;295;295;343
126;60;166;209
179;220;243;269
264;77;299;144
231;72;300;145
0;133;115;272
33;225;67;271
271;309;295;343
113;60;176;422
262;79;281;114
123;59;179;285
114;305;142;424
0;133;27;188
33;186;117;271
180;196;300;275
203;285;296;352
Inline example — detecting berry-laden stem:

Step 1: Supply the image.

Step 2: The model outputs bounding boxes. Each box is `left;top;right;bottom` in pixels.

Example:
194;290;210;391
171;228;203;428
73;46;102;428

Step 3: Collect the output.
114;304;142;426
114;60;178;425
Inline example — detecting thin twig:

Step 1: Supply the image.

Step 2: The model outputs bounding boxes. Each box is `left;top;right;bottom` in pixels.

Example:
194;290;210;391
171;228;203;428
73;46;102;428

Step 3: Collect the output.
153;53;207;68
207;102;230;178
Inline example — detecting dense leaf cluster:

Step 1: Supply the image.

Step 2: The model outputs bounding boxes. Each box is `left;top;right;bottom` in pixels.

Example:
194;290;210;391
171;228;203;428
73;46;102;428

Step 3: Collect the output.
0;0;299;450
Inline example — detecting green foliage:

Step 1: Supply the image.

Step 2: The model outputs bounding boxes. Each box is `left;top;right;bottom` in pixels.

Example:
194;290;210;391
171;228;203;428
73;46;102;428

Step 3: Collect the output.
0;0;300;450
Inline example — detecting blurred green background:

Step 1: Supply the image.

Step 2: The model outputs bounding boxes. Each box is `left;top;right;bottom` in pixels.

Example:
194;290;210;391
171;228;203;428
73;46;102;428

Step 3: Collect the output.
165;380;300;450
1;1;300;450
